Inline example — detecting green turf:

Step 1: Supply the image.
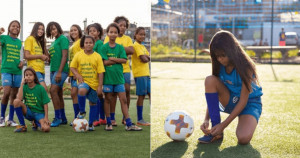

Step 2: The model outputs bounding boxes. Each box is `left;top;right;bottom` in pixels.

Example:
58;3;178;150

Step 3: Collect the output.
151;62;300;158
0;98;150;158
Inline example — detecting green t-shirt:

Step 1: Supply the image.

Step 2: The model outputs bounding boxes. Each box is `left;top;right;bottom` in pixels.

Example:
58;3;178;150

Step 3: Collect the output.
0;35;22;74
93;40;103;54
49;35;69;72
23;84;50;114
100;43;127;85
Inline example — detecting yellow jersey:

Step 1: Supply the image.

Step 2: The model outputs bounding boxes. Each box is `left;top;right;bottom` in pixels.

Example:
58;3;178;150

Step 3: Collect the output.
132;42;150;77
24;36;45;73
69;39;83;76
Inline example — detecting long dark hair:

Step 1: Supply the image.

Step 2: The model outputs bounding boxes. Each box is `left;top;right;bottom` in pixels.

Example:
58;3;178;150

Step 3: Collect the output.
30;22;46;54
70;24;83;41
134;27;145;40
88;23;103;40
46;22;63;39
24;67;40;85
7;20;21;36
209;30;259;91
113;16;129;29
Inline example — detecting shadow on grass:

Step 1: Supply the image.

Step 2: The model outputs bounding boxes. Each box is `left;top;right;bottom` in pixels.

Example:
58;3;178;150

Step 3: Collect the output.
151;141;188;158
193;141;261;158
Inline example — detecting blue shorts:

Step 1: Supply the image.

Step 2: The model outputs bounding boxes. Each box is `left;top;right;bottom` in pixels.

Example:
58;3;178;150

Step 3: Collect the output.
135;76;150;96
1;73;22;88
50;71;68;88
70;76;77;88
36;72;45;83
78;82;98;104
220;94;262;122
103;84;125;93
123;73;131;84
25;106;45;122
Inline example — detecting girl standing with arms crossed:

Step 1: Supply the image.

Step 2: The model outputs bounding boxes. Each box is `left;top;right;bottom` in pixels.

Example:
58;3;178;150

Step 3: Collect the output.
70;35;105;131
104;16;134;126
100;23;141;131
24;22;49;91
46;22;69;127
68;24;83;126
132;27;150;126
13;67;50;132
198;30;263;144
87;23;106;126
0;20;23;127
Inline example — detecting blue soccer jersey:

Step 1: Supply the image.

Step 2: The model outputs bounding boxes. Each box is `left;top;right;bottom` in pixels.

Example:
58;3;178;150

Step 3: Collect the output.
219;65;263;99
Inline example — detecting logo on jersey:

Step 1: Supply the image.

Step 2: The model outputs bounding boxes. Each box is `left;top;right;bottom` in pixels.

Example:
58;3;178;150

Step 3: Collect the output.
232;96;239;104
226;80;233;85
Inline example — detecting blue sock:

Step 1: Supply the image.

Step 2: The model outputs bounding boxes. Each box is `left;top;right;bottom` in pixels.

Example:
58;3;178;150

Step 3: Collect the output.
60;108;67;120
55;109;61;119
34;120;41;127
110;113;115;120
15;107;25;126
205;93;221;127
137;106;143;121
99;98;105;120
1;104;7;118
73;104;79;118
106;117;111;125
9;105;14;120
125;118;132;127
89;105;97;125
78;95;86;113
96;99;100;121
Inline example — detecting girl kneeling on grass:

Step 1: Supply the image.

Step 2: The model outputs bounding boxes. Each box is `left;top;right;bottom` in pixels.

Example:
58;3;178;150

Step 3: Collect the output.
198;30;263;144
14;67;50;132
70;35;105;131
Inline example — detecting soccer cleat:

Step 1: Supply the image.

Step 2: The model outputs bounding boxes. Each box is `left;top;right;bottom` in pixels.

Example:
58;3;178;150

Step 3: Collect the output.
137;119;151;126
69;122;73;126
50;118;62;127
77;112;86;119
7;120;18;127
105;124;113;131
88;124;95;131
0;117;5;127
61;119;68;125
93;120;101;127
198;134;223;144
14;125;27;132
125;123;142;131
99;118;106;125
111;120;117;126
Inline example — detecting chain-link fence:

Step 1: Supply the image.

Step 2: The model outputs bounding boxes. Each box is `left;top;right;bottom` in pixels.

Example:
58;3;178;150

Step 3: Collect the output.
151;0;300;63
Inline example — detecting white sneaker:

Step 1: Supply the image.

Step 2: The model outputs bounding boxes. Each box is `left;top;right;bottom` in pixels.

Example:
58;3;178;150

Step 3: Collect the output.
0;117;5;127
7;120;18;127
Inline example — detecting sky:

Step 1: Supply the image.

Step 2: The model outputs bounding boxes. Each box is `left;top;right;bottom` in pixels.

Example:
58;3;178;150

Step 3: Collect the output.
0;0;151;41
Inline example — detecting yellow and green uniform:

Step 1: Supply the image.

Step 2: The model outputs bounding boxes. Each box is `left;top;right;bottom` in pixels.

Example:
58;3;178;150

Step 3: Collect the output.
49;35;69;73
24;36;45;74
100;43;127;85
69;39;82;76
132;42;150;78
70;51;105;90
93;40;103;55
104;35;133;73
23;84;50;113
0;35;22;74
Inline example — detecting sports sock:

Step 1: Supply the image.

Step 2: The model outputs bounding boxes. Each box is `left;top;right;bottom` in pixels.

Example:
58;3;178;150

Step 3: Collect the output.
125;118;132;127
73;104;79;118
15;107;25;126
96;99;100;121
78;95;86;113
9;105;14;120
99;98;105;120
1;104;7;118
106;117;111;125
60;108;67;120
137;105;143;121
205;93;221;127
110;113;115;120
89;105;97;125
55;109;61;119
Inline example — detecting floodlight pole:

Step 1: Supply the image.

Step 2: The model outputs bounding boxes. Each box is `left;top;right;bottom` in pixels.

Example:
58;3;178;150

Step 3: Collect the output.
20;0;23;42
194;0;197;62
270;0;274;64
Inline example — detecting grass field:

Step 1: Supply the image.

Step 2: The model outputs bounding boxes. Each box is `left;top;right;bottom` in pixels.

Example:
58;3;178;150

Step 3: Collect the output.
0;98;150;158
151;62;300;158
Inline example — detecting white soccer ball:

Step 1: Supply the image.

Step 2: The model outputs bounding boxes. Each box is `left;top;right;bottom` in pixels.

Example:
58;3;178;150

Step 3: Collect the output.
164;111;194;141
72;118;89;132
